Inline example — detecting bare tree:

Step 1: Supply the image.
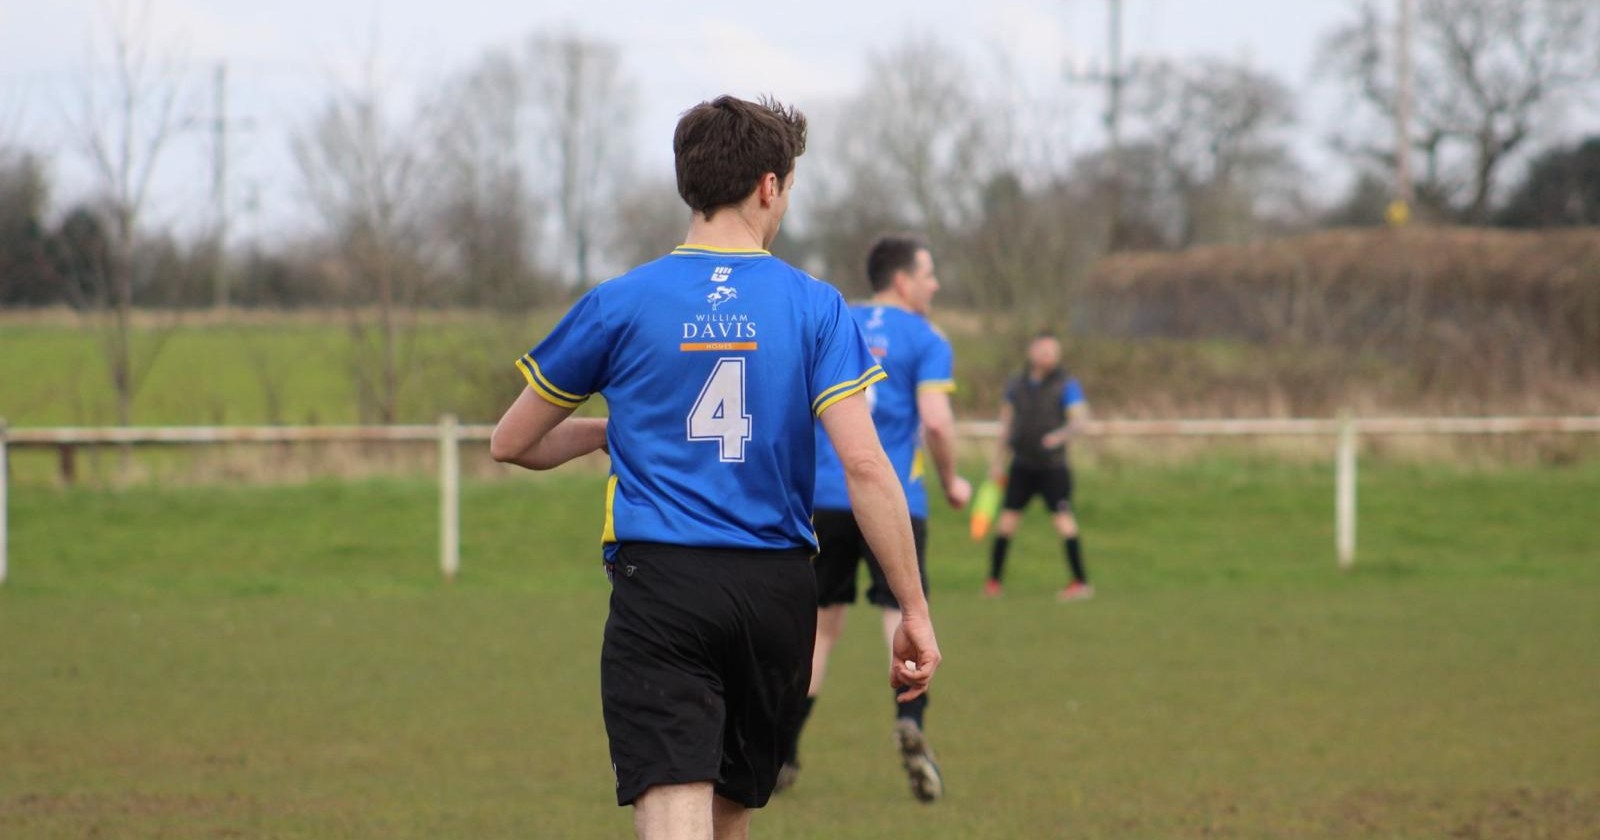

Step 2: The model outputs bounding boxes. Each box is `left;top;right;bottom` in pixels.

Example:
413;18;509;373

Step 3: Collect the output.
0;150;55;306
1127;58;1300;247
834;37;993;239
611;178;687;270
1321;0;1600;222
958;172;1104;332
67;0;188;425
426;48;547;307
525;33;635;288
801;36;999;287
291;47;431;424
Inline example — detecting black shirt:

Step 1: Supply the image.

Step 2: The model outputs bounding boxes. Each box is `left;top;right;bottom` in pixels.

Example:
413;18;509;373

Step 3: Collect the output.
1005;368;1084;469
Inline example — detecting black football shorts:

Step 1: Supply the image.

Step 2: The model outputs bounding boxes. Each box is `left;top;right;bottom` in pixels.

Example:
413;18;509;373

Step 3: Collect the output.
811;510;928;609
1003;464;1075;514
600;541;816;808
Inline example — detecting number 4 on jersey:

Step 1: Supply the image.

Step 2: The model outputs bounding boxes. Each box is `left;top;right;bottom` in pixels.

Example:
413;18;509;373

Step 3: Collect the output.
687;357;753;462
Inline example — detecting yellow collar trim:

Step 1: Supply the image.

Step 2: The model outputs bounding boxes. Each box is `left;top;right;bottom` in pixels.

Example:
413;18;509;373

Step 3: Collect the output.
673;243;771;256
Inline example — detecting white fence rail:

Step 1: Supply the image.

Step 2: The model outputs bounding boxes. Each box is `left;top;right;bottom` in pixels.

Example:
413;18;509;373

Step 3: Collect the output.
2;415;1597;585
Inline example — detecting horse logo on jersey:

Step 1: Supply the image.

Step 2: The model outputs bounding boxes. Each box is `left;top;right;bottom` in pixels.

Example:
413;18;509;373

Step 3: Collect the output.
707;285;738;310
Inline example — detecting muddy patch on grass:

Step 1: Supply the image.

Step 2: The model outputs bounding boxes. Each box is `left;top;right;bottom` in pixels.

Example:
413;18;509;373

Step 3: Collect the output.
1316;787;1600;839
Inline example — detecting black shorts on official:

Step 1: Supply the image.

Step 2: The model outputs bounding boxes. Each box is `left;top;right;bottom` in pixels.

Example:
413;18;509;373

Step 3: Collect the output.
600;542;816;809
812;509;928;609
1003;464;1074;514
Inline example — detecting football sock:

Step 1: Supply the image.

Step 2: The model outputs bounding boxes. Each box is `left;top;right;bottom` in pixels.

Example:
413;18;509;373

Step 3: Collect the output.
989;536;1010;582
1065;537;1086;583
895;689;928;728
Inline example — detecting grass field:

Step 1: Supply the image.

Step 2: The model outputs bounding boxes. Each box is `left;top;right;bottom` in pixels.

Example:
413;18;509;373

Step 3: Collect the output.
2;458;1597;838
0;310;1507;432
0;315;550;428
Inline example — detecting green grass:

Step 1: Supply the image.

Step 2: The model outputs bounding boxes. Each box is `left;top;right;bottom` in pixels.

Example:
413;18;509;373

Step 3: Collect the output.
0;314;561;427
0;312;1476;431
2;460;1597;838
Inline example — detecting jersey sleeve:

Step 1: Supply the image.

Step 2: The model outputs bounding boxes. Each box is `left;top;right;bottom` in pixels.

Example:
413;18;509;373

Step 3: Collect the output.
515;289;609;409
1063;377;1087;408
915;330;956;394
809;286;886;417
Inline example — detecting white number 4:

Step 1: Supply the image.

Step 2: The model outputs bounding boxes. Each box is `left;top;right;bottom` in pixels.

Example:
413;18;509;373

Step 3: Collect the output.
687;357;753;462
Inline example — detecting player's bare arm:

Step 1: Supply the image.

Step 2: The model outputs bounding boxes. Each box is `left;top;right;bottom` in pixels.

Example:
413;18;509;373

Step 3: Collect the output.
818;391;941;700
917;387;971;510
489;387;608;470
1041;402;1091;449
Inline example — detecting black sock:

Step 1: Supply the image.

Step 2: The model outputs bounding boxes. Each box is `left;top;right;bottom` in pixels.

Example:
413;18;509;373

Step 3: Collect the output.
895;688;928;728
783;695;815;765
1065;537;1087;583
990;536;1010;582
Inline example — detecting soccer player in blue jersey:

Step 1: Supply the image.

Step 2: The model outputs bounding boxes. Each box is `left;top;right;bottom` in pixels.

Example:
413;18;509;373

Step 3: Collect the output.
489;96;942;840
985;331;1094;601
776;235;970;803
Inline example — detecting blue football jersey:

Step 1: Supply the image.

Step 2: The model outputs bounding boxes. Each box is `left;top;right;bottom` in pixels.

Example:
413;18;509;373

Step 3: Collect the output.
813;304;955;519
518;245;884;556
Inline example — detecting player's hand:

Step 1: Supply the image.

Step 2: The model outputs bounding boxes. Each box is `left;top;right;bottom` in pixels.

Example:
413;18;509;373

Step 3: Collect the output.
944;475;972;510
1041;430;1068;449
890;614;941;702
988;463;1005;484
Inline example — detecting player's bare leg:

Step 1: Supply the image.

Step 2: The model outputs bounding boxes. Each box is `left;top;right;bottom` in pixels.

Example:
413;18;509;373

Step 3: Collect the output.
711;794;752;840
809;604;849;695
633;782;713;840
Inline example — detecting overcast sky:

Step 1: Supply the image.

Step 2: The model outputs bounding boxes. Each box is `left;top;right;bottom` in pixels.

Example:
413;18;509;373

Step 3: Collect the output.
5;0;1367;241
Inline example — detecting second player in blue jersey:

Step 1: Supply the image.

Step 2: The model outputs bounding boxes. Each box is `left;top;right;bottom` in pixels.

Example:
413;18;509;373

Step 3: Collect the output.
812;304;954;519
781;235;969;803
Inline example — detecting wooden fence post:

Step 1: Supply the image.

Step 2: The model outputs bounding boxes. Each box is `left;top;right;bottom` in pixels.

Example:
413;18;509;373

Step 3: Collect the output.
1;420;9;586
439;415;461;582
1336;413;1358;570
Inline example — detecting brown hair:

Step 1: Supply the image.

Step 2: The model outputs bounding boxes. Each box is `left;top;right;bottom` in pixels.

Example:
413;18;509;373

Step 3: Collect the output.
866;234;929;292
673;95;807;218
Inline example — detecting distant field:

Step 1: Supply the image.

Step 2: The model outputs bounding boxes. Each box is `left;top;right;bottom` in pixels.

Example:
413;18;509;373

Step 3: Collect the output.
3;460;1597;838
0;309;1484;430
0;312;568;428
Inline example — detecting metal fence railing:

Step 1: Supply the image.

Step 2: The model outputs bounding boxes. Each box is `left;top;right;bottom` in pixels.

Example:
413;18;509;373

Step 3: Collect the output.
3;415;1597;585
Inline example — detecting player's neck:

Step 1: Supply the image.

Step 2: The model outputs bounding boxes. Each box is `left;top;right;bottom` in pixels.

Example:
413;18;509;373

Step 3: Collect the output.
869;291;913;311
683;207;770;253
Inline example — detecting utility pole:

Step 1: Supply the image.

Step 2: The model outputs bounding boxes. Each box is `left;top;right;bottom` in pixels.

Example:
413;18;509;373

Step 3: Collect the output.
1105;0;1126;249
1389;0;1415;227
210;62;230;310
1068;0;1133;250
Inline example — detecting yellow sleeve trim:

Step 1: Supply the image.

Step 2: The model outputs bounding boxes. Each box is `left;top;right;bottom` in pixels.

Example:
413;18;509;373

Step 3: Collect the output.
523;355;585;400
812;366;885;413
516;356;587;409
601;474;618;545
813;367;887;417
917;379;957;393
